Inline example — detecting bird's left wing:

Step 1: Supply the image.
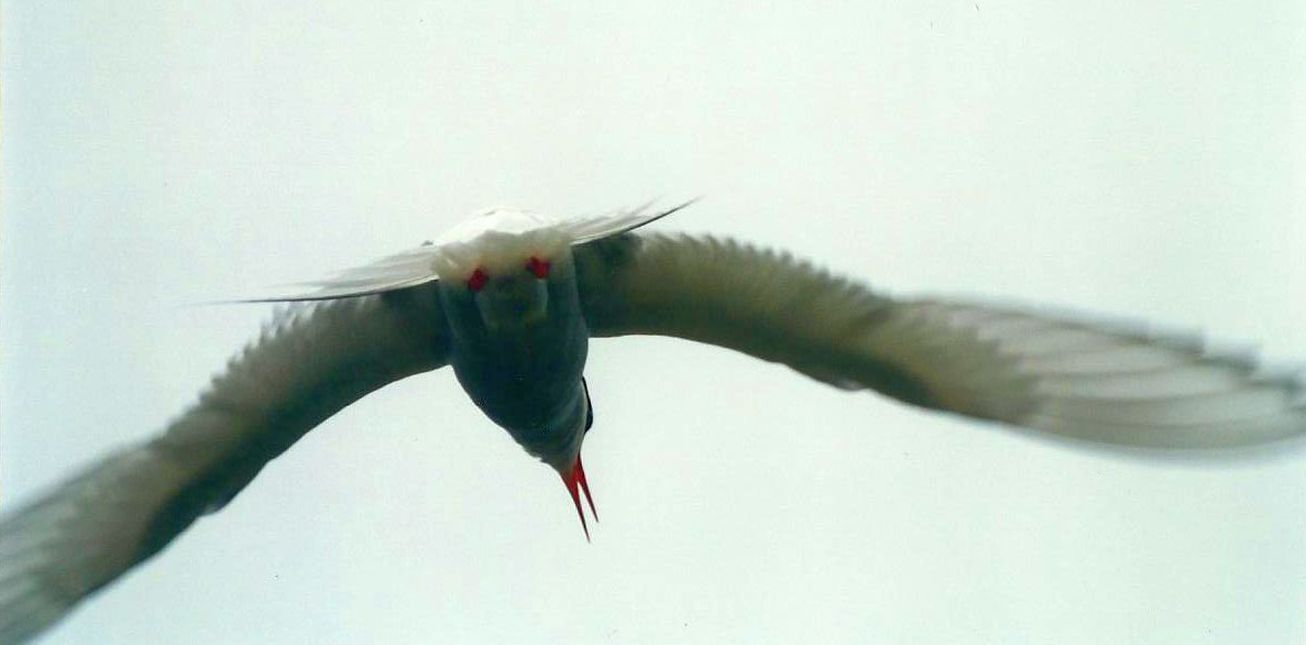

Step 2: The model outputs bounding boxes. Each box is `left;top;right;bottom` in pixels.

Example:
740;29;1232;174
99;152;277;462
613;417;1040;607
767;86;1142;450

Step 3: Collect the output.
0;284;450;644
574;233;1306;450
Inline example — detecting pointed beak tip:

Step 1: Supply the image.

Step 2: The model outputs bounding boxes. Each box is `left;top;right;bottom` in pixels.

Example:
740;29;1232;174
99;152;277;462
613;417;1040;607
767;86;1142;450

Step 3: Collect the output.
559;455;598;541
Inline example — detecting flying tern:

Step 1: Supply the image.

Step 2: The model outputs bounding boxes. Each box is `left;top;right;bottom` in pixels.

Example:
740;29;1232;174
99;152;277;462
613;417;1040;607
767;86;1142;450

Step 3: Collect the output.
2;202;1303;643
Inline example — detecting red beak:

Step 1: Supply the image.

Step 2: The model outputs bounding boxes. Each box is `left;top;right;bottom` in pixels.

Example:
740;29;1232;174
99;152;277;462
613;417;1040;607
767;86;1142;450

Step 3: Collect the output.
560;455;598;541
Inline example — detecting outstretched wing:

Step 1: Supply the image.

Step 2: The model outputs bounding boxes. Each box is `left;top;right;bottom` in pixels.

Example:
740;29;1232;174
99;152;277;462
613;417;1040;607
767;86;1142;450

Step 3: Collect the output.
574;233;1306;449
0;284;450;644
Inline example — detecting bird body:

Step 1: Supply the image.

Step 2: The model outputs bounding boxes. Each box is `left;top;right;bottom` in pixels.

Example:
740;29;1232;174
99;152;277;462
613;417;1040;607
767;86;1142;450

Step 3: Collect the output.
433;211;599;526
439;221;591;471
2;202;1304;643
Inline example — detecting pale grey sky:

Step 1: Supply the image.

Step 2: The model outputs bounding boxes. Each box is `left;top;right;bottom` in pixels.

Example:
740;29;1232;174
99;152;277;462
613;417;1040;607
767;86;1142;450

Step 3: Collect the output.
3;2;1304;643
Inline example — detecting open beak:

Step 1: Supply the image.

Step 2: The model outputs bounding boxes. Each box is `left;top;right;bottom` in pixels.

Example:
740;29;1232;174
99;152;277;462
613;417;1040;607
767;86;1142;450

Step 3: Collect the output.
559;455;597;542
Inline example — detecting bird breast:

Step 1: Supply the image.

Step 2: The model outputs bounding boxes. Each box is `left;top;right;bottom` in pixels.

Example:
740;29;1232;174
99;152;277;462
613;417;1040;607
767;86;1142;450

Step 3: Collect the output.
440;258;592;463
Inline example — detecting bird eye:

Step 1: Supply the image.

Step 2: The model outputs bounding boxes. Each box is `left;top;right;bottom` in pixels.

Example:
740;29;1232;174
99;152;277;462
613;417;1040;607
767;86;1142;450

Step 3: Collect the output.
467;268;489;292
526;256;550;279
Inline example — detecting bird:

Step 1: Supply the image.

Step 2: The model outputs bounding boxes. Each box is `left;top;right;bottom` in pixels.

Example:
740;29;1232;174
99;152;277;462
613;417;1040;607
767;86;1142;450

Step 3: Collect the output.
1;201;1303;643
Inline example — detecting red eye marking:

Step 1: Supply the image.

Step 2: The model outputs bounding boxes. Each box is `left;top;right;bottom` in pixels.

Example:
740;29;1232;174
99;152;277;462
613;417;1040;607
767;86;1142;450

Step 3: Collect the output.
526;256;550;279
467;268;488;292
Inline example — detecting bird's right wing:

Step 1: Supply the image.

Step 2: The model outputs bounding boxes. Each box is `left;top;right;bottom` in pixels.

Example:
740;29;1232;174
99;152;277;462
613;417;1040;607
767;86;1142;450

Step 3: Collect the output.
574;233;1306;450
0;284;450;644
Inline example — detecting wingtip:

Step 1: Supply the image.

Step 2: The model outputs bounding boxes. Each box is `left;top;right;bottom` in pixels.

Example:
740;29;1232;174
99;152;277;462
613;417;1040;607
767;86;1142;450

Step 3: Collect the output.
653;196;704;220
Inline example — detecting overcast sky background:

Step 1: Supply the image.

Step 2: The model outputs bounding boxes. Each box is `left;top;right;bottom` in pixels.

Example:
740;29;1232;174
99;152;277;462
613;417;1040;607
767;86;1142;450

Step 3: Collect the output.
3;3;1305;644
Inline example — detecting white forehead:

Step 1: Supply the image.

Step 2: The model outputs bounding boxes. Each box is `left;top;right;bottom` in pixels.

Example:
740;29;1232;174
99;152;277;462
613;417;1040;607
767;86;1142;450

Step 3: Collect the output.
434;208;563;246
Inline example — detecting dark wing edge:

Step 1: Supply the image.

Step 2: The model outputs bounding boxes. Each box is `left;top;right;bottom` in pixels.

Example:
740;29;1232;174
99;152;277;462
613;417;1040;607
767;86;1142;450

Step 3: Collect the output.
0;284;450;644
574;232;1306;450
